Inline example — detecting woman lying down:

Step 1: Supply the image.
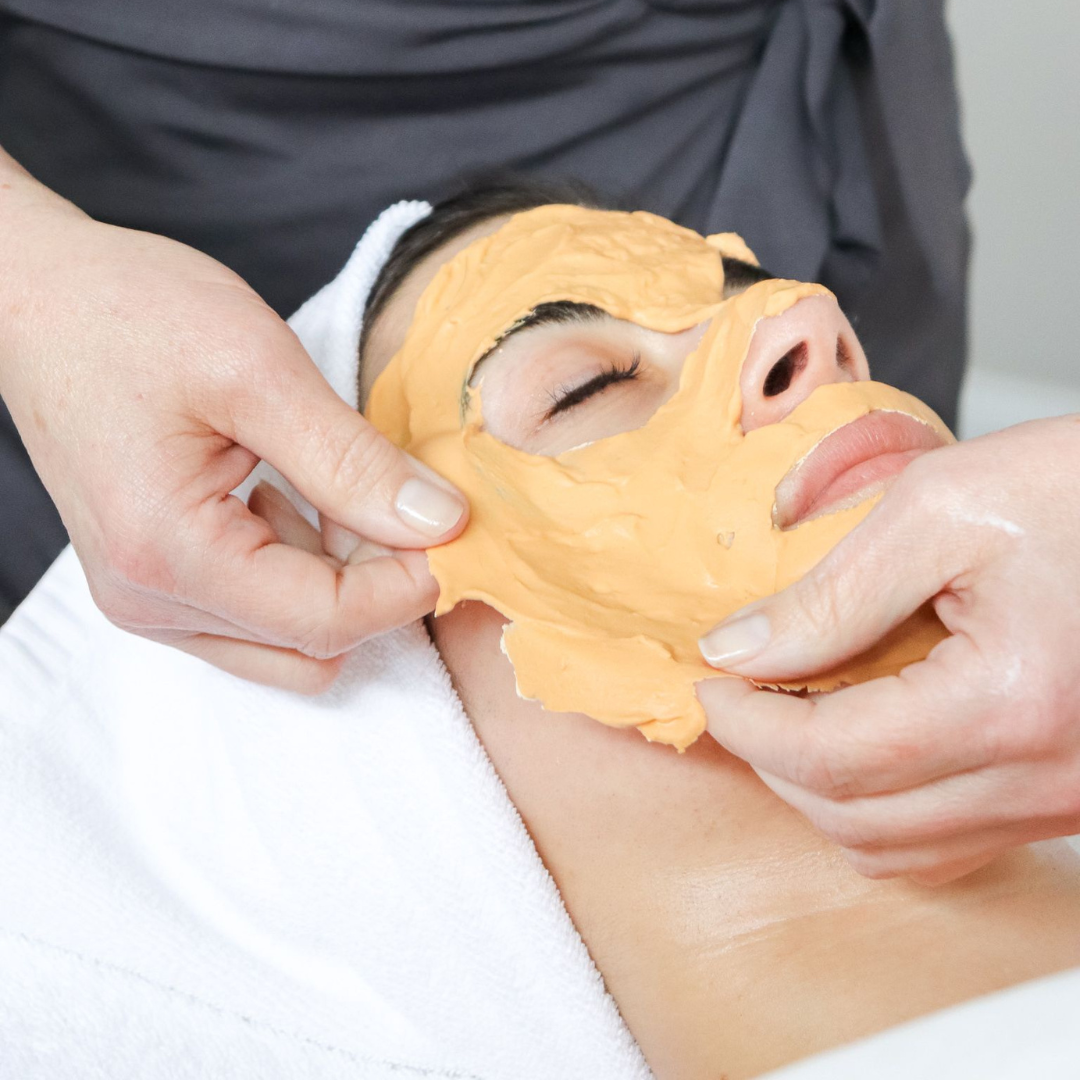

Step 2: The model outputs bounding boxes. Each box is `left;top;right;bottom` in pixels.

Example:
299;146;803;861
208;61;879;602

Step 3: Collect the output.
2;178;1079;1080
266;177;1080;1072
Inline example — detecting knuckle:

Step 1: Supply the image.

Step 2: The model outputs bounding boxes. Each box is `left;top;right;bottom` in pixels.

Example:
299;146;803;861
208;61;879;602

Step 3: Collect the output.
86;577;137;631
990;679;1072;766
213;342;260;399
293;657;345;695
816;806;875;849
218;315;283;388
292;573;369;659
1028;684;1074;759
103;535;172;595
198;312;296;423
792;750;836;795
91;534;177;631
293;619;343;661
791;577;850;641
792;724;853;795
96;493;178;598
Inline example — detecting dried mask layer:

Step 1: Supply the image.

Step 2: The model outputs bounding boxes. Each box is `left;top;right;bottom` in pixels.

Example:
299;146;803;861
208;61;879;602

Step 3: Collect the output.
367;206;952;750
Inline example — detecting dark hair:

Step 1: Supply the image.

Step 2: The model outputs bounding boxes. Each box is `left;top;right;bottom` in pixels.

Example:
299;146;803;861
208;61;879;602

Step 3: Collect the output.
357;173;606;368
357;172;774;384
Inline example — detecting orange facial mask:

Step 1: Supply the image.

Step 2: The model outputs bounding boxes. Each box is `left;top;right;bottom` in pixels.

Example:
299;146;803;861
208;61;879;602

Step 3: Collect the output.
367;205;951;750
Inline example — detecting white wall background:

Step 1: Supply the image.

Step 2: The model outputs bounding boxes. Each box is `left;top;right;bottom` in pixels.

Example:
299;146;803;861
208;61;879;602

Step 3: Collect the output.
946;1;1080;437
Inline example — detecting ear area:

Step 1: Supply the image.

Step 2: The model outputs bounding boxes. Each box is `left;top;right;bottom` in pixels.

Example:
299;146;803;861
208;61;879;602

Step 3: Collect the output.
705;232;759;266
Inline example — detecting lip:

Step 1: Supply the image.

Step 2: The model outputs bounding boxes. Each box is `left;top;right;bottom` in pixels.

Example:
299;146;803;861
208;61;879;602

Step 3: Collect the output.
773;411;945;530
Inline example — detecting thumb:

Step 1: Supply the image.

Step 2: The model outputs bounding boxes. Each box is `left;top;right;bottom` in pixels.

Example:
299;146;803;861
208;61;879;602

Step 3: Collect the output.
697;478;956;681
232;328;468;548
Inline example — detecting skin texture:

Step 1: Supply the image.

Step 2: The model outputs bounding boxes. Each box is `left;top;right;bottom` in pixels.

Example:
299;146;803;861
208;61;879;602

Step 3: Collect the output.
353;215;1080;1079
0;147;467;689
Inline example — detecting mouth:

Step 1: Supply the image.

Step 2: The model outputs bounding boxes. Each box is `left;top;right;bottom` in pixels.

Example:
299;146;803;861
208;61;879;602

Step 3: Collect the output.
773;411;945;530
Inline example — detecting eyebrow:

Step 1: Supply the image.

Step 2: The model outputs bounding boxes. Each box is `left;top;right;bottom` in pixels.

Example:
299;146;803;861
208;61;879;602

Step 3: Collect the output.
461;259;774;406
462;301;610;413
473;257;772;371
470;300;609;376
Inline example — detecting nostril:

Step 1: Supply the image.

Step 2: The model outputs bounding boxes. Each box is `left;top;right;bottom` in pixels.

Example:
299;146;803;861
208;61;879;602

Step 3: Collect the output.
762;342;807;397
836;336;853;373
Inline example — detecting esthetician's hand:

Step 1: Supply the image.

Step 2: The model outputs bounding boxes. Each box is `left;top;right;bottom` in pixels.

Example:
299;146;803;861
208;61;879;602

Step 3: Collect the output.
0;150;467;691
697;417;1080;885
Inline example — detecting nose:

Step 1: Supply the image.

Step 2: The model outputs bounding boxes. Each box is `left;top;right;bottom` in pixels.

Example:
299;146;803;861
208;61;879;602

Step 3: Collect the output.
738;295;870;432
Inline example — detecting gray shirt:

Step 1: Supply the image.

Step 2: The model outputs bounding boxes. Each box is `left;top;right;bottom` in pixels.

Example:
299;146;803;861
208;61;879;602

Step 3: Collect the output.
0;0;971;612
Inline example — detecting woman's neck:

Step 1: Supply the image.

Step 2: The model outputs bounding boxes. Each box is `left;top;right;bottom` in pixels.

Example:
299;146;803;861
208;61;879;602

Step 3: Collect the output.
430;600;1080;1080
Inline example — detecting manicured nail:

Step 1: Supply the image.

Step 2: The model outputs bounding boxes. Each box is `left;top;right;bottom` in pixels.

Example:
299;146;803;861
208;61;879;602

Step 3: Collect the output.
698;612;771;668
394;477;465;538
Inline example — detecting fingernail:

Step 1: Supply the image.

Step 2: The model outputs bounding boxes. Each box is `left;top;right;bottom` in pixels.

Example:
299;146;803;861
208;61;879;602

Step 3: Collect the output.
394;477;465;538
698;612;771;668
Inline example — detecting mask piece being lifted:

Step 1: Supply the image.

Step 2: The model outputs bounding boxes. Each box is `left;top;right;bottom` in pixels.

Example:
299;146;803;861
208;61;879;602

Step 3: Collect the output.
367;206;952;751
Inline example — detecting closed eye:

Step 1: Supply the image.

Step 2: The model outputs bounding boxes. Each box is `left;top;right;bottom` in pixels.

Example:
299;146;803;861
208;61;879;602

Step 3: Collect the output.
545;354;641;420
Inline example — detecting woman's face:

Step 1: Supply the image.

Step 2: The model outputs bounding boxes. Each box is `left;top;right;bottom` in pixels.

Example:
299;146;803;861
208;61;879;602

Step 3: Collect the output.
363;206;951;750
363;219;865;462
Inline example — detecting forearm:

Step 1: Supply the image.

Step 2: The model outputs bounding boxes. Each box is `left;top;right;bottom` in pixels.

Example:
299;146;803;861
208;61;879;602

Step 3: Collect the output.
0;144;93;405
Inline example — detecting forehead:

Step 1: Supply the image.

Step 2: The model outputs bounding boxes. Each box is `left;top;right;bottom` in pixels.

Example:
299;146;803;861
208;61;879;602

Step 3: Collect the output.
367;205;731;438
361;215;512;405
438;205;726;346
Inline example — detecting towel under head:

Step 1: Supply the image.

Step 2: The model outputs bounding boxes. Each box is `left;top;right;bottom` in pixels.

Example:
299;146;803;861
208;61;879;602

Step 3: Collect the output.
2;202;1079;1080
0;197;656;1079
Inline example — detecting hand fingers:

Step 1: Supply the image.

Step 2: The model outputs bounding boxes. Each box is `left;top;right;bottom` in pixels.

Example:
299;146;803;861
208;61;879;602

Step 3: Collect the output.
903;855;1000;887
698;453;970;681
850;836;1001;883
172;633;345;694
752;757;1075;883
228;336;467;548
748;760;1069;851
145;483;432;682
697;633;997;798
122;603;279;646
838;820;1078;883
111;482;335;648
247;481;327;557
178;494;438;653
319;513;392;564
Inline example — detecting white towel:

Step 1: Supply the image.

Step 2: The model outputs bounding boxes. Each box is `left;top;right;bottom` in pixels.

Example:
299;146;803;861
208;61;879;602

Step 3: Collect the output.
290;198;430;412
3;203;1080;1080
0;202;653;1079
0;546;654;1078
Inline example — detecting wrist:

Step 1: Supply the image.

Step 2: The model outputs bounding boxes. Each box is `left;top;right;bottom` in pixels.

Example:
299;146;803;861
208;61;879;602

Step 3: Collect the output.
0;145;94;392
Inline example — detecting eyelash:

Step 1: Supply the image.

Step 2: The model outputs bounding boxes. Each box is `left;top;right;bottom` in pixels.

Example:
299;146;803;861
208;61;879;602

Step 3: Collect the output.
545;353;642;419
